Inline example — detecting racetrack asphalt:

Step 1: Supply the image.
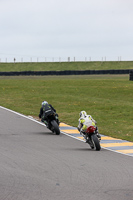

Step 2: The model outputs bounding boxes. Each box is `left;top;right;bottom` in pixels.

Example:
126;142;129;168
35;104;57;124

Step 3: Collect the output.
0;106;133;200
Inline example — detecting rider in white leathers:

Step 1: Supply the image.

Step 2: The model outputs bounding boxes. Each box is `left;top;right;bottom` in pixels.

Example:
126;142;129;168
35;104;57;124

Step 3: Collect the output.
77;111;101;141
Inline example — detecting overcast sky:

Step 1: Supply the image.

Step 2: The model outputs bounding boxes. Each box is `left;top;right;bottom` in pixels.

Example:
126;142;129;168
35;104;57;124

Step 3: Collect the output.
0;0;133;62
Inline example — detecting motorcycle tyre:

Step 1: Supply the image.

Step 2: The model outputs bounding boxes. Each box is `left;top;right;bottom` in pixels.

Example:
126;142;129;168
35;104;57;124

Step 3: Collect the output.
51;120;60;135
91;134;101;151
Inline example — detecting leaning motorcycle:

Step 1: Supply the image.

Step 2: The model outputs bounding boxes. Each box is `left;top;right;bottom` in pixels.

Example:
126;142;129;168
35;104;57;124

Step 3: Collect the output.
44;109;60;135
85;126;101;151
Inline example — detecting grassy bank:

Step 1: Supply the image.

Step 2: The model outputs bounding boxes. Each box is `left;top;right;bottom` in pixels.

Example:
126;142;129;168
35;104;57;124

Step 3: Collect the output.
0;75;133;142
0;61;133;72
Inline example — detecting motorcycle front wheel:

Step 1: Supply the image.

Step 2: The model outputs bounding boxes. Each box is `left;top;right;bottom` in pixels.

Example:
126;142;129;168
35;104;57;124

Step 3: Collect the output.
91;134;101;151
51;120;60;135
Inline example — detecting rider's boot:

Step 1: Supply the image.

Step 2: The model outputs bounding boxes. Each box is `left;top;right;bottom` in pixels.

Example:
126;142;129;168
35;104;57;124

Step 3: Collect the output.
97;133;101;140
44;120;48;125
80;131;88;142
95;126;101;140
42;119;48;127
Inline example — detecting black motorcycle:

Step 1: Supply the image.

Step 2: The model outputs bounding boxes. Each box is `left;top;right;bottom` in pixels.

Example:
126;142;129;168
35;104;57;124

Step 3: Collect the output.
44;109;60;135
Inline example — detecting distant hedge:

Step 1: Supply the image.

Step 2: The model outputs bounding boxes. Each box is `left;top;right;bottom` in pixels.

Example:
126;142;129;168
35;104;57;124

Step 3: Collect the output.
0;69;131;76
129;70;133;81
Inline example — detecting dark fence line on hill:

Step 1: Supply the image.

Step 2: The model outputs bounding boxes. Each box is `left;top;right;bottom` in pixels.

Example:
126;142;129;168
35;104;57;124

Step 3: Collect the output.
130;70;133;81
0;69;132;76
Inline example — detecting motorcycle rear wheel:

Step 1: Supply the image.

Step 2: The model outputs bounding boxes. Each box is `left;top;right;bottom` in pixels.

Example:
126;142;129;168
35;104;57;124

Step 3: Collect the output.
51;120;60;135
91;134;101;151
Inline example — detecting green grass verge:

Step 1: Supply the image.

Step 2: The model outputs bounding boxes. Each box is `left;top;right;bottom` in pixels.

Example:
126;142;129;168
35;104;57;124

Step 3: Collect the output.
0;61;133;72
0;75;133;142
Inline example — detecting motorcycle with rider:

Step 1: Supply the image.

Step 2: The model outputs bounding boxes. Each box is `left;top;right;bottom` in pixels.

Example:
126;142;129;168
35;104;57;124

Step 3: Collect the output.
78;111;101;151
39;101;60;135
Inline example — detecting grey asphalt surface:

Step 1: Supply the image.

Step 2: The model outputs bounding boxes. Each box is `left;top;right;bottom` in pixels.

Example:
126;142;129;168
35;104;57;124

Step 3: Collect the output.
0;106;133;200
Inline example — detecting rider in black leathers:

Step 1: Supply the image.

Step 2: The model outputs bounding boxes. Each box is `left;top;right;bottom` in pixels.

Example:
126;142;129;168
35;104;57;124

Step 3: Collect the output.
39;101;59;125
